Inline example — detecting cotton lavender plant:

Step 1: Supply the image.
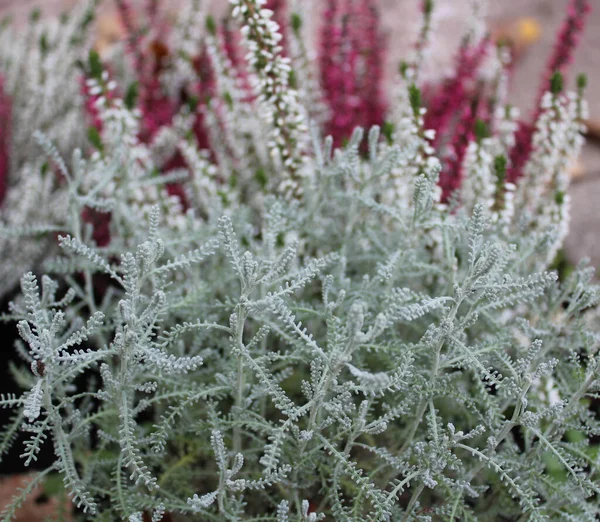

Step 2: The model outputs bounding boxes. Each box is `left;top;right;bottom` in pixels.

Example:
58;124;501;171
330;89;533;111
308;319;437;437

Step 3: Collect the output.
0;0;599;521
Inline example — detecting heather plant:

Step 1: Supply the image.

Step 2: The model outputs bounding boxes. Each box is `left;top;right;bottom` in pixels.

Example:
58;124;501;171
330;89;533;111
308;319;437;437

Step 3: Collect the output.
0;0;599;521
0;1;96;297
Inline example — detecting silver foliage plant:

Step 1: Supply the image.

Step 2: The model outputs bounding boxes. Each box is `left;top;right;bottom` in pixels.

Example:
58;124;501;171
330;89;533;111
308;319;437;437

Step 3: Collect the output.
1;0;600;521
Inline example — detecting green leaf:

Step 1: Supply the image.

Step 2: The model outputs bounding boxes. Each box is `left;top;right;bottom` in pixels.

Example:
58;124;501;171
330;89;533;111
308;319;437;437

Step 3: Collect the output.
124;81;139;110
39;32;48;54
399;60;409;78
255;168;268;189
205;14;217;36
87;127;104;153
382;121;395;145
494;154;507;186
550;71;563;95
44;473;66;497
409;84;421;116
290;12;302;34
474;119;488;143
88;49;103;79
423;0;434;16
29;8;41;23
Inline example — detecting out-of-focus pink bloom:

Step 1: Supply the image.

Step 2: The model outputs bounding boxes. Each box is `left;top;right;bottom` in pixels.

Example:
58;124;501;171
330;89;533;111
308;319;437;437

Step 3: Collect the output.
354;0;387;135
319;0;387;147
116;0;173;142
139;81;176;142
325;15;359;147
507;120;535;184
146;0;160;25
191;48;215;153
0;76;11;205
82;207;111;247
536;0;591;108
508;0;590;183
221;20;242;72
424;38;489;149
138;40;176;143
319;0;343;140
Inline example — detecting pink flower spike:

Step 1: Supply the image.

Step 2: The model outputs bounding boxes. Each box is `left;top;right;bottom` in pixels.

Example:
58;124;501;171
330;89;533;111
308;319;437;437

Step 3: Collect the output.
509;0;590;182
319;0;387;147
354;0;387;134
424;37;490;149
537;0;591;108
507;120;535;184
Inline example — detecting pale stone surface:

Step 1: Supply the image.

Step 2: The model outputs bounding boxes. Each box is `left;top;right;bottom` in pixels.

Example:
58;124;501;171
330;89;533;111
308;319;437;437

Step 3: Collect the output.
565;176;600;267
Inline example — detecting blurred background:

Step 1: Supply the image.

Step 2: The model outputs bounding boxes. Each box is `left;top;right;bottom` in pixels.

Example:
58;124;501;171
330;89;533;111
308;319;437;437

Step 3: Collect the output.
1;0;597;267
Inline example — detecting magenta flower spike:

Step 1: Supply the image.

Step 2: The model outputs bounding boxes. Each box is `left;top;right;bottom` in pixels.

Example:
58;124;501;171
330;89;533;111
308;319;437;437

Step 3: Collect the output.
319;0;342;138
508;0;591;183
354;0;387;134
537;0;591;109
319;0;387;147
424;37;489;149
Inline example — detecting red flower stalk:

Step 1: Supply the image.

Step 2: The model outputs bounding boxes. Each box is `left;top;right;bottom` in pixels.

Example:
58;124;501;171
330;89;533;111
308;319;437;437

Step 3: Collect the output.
508;0;591;183
329;15;360;147
117;0;174;144
424;37;489;149
82;207;111;247
138;39;176;143
146;0;160;25
319;0;342;103
221;19;243;73
0;76;11;205
190;47;216;152
319;0;346;145
139;80;176;143
319;0;387;147
536;0;591;110
506;120;535;183
356;0;387;133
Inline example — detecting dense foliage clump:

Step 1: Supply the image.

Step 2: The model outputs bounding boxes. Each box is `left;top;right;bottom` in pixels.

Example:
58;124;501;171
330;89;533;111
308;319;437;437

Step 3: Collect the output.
0;1;598;521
